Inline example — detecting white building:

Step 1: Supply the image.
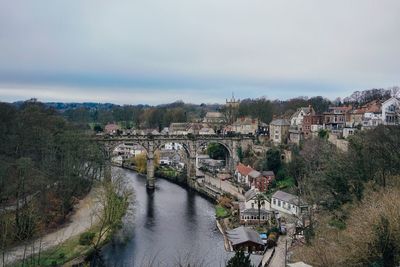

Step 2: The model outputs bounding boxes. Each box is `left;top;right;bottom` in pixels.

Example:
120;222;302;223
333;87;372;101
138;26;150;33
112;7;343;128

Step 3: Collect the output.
271;190;307;217
196;154;210;168
381;97;400;125
235;163;254;185
239;189;272;224
113;143;145;158
163;142;183;150
290;106;314;130
362;112;383;129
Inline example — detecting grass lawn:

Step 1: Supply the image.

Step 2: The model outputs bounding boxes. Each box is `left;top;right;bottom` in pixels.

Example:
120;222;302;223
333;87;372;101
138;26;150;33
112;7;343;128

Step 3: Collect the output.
215;205;230;219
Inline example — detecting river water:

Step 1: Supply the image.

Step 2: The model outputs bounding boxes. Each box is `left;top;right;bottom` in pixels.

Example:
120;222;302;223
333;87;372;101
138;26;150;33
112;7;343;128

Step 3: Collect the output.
102;168;229;267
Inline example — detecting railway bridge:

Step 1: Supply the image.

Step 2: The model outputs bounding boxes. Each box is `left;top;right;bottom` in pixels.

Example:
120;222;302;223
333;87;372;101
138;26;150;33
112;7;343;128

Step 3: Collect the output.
94;134;254;190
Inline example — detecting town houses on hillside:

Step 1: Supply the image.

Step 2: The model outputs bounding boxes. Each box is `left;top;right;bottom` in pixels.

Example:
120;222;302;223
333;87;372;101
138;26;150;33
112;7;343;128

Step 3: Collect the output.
103;94;399;150
277;96;400;146
235;163;275;192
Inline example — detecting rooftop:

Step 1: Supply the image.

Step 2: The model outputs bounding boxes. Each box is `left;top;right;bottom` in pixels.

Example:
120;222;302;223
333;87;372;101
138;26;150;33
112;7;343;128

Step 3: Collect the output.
244;188;267;202
248;170;261;179
226;226;264;246
270;119;290;126
272;190;306;206
236;163;254;176
262;171;275;177
205;111;224;118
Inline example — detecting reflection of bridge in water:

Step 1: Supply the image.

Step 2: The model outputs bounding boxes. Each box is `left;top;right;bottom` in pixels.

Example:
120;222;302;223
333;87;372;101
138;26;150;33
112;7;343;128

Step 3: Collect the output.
94;135;254;190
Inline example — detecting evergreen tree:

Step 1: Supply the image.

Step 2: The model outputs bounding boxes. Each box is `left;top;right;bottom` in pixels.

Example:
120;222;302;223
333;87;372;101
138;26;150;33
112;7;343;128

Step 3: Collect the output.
226;250;254;267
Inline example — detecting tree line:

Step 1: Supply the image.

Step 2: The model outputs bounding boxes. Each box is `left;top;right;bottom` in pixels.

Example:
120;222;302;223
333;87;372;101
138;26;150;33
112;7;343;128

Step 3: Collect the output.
289;125;400;266
0;101;104;257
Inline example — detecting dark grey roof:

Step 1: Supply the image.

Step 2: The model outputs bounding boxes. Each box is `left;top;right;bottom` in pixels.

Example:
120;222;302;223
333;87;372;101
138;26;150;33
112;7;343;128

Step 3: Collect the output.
244;189;267;202
272;190;306;206
244;188;257;201
262;171;275;177
270;119;290;126
248;170;261;179
226;226;264;246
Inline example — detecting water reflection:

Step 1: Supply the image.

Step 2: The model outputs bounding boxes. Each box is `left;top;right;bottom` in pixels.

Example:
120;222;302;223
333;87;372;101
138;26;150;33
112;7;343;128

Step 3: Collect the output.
185;189;197;223
102;168;228;266
145;190;156;228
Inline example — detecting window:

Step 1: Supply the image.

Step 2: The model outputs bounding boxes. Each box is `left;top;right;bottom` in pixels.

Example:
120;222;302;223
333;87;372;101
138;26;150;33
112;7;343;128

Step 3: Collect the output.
251;203;254;209
278;200;281;207
273;199;276;205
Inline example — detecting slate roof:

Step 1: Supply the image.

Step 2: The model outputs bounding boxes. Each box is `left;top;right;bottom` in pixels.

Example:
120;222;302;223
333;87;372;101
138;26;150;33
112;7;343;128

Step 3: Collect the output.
244;188;258;201
226;226;264;246
262;171;275;177
248;170;261;179
244;188;267;202
270;119;290;126
272;190;306;206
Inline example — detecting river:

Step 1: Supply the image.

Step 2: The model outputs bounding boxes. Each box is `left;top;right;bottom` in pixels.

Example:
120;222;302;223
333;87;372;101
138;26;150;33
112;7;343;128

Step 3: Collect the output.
102;168;229;267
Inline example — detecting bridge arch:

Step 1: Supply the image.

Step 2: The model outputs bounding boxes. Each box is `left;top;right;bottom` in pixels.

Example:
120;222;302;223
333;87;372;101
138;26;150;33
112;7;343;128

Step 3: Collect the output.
195;140;236;174
95;135;253;190
154;140;191;159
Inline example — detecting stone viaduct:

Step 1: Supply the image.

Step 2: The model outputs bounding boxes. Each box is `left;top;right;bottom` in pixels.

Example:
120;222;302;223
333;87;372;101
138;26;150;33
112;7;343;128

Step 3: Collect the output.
94;135;254;190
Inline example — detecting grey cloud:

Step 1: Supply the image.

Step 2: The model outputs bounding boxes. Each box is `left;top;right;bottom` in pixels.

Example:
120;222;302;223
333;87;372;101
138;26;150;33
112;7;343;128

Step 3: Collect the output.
0;0;399;103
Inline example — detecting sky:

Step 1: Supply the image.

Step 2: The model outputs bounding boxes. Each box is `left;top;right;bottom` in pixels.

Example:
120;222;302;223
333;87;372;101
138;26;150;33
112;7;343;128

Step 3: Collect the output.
0;0;399;105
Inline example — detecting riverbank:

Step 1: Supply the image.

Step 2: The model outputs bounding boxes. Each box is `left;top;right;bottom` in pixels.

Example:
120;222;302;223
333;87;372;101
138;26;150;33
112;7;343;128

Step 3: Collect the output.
2;186;103;267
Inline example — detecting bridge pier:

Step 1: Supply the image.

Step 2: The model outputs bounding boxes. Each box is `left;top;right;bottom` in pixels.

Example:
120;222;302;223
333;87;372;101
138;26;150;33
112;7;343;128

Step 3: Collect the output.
187;156;197;186
146;143;155;190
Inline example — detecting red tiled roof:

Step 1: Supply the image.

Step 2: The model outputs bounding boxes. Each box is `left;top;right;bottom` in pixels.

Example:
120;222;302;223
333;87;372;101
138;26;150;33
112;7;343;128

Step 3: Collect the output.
236;163;254;176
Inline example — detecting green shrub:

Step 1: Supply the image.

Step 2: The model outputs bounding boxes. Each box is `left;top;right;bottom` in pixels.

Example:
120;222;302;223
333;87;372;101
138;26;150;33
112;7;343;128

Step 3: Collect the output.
215;205;230;219
79;231;95;246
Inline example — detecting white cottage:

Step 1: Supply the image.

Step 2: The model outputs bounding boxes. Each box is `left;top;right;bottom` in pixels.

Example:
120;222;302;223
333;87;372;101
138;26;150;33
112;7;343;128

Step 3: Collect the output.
381;97;400;125
239;189;272;225
235;163;254;185
271;190;308;217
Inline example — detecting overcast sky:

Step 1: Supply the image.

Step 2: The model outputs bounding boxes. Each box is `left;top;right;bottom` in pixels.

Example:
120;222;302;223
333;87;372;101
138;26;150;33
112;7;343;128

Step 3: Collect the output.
0;0;399;104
